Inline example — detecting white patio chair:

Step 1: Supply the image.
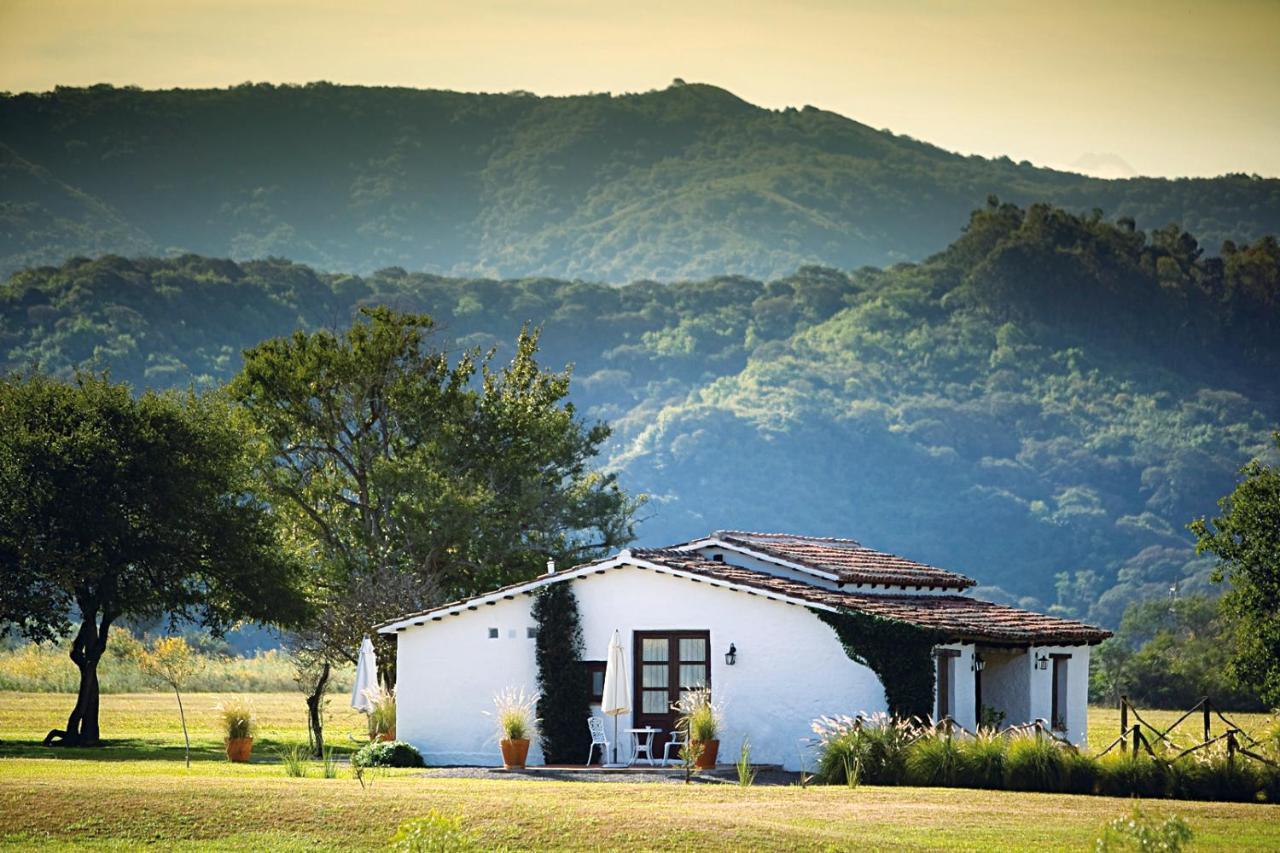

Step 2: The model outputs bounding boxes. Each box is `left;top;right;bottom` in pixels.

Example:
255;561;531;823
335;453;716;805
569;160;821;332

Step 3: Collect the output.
586;715;610;766
661;728;688;766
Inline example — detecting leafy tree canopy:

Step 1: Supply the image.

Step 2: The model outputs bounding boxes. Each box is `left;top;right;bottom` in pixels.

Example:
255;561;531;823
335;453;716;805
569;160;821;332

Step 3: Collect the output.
1190;432;1280;706
231;307;639;682
0;373;307;745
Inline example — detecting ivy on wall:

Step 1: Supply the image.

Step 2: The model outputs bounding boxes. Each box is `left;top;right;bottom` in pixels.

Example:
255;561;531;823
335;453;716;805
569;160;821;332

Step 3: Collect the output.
815;607;951;720
532;582;592;763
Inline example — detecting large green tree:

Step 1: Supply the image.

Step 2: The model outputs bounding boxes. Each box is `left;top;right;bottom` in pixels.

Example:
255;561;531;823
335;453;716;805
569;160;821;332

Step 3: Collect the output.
1190;432;1280;706
231;307;639;746
0;373;307;746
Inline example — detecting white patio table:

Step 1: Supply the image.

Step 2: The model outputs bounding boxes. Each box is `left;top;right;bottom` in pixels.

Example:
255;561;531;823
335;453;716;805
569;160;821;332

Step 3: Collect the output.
624;727;661;766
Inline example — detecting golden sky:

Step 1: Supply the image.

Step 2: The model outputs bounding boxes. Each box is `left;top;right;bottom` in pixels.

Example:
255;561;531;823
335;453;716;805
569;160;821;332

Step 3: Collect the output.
2;0;1277;178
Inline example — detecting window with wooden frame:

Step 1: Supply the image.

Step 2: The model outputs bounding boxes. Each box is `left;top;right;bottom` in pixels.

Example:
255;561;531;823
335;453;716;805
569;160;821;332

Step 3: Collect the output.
584;661;607;704
936;648;960;720
1050;653;1071;731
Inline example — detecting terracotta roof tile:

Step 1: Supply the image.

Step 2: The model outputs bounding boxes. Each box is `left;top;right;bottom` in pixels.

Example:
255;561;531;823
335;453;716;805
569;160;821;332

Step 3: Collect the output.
634;549;1110;645
712;530;976;589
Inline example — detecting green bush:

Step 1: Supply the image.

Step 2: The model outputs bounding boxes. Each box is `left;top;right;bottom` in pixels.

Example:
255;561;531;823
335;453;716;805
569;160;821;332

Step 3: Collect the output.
1095;752;1166;798
1003;734;1070;792
352;740;424;769
905;729;965;787
956;730;1007;789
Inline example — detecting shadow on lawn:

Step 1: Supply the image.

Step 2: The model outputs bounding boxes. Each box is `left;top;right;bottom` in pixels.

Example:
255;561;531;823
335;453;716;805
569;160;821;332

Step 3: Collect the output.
0;736;354;762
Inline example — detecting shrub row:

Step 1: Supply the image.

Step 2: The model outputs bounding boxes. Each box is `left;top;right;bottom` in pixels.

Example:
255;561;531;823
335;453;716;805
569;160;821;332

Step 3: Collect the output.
813;715;1279;804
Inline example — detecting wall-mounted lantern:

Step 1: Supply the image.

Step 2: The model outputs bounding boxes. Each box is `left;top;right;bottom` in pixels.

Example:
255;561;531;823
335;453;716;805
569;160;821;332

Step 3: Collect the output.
724;643;737;666
1035;652;1049;670
971;653;986;673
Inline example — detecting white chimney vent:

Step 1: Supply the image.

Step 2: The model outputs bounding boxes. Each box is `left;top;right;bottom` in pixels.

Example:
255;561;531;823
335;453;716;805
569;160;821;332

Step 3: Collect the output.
546;558;556;574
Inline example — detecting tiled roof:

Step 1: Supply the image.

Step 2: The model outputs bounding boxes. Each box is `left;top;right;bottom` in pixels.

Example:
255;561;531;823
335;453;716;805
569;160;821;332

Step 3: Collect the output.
711;530;976;589
634;549;1110;645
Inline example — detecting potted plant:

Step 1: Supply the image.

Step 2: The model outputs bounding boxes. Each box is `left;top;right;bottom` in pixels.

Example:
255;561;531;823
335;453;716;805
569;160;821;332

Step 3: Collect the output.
675;687;721;769
217;698;256;763
489;686;538;769
365;686;397;742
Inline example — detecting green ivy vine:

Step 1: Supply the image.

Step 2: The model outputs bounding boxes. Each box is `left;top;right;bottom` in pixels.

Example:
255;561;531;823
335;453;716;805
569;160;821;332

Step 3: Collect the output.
815;607;951;720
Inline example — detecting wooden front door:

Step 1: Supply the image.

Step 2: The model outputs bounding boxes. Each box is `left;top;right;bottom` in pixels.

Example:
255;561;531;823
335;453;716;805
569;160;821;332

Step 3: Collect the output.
633;630;711;750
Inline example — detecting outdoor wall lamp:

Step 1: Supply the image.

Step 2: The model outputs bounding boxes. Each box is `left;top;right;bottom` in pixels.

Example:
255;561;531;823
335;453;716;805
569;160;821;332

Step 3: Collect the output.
1035;652;1049;670
971;653;986;672
725;643;737;666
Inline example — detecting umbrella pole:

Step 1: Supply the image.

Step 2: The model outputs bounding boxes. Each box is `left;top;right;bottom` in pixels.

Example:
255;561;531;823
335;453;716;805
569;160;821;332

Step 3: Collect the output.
613;715;619;766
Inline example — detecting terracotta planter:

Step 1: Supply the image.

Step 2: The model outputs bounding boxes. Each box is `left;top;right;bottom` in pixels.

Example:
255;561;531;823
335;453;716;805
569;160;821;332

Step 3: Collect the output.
226;736;253;763
692;738;719;769
500;738;530;769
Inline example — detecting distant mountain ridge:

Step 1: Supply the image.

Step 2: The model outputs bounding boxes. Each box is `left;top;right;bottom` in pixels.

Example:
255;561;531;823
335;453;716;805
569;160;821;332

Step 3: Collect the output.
1;81;1278;281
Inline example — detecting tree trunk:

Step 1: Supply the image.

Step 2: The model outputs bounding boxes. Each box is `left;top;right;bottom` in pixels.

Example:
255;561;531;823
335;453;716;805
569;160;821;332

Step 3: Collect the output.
175;687;190;768
44;611;113;747
305;661;331;758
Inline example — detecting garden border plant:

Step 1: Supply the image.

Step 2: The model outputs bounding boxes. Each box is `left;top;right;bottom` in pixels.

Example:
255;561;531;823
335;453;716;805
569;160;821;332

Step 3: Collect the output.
811;713;1280;803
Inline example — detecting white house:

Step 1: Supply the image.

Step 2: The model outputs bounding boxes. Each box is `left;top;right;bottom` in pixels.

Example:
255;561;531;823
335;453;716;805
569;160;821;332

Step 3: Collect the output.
377;531;1110;770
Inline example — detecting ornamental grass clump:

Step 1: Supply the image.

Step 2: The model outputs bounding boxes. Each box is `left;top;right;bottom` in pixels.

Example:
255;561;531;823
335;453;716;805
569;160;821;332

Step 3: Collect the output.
366;686;396;740
905;726;965;787
490;686;539;742
674;687;720;743
1003;732;1070;792
1167;750;1264;803
216;697;256;740
1095;751;1167;798
813;713;914;786
956;728;1007;789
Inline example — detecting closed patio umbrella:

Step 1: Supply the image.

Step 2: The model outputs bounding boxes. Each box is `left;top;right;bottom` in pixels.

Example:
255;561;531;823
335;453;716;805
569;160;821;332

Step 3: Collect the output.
601;629;630;767
351;636;378;713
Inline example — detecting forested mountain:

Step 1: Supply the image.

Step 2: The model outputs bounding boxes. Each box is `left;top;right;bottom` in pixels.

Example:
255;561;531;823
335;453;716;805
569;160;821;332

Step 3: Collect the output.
4;201;1278;625
2;81;1279;282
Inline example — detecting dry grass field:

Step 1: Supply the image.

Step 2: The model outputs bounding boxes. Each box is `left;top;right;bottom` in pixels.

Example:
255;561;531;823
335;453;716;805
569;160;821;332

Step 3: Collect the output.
0;692;1277;851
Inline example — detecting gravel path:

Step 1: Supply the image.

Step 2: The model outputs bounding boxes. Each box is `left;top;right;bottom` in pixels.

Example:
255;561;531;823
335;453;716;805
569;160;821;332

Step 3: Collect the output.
415;765;800;785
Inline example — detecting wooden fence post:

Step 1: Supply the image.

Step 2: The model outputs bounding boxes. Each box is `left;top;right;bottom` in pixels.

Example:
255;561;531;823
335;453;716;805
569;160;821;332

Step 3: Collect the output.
1202;697;1211;743
1227;730;1237;766
1120;696;1128;754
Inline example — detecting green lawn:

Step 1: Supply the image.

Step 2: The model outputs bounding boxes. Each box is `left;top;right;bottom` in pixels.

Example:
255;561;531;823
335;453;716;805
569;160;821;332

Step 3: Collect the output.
1;692;1277;851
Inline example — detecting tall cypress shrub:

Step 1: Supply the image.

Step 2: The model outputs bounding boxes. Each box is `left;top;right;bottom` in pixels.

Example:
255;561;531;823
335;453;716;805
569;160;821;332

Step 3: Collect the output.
532;583;592;763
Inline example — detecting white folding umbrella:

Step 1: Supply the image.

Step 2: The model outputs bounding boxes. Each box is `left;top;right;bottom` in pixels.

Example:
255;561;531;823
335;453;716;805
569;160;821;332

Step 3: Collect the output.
351;636;378;713
601;629;630;767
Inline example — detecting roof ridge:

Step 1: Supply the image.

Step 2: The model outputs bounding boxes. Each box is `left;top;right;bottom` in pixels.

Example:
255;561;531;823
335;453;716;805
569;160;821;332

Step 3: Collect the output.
715;529;863;546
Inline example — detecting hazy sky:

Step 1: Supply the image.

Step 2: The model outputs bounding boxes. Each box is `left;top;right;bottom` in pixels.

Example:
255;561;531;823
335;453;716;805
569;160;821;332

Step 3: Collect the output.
3;0;1277;178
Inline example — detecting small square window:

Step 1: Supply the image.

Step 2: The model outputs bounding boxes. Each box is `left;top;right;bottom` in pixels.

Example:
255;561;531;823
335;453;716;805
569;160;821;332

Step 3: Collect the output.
584;661;607;703
527;627;537;639
712;554;724;562
488;628;498;639
507;628;517;639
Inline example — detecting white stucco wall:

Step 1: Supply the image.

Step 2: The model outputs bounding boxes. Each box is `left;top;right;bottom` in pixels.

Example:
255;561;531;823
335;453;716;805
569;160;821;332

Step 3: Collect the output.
391;563;889;770
1027;644;1092;746
979;647;1030;726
